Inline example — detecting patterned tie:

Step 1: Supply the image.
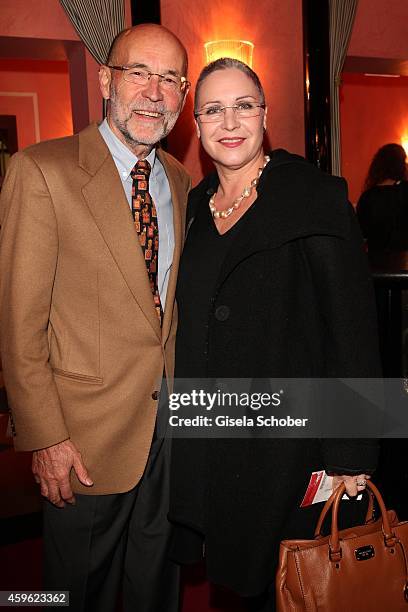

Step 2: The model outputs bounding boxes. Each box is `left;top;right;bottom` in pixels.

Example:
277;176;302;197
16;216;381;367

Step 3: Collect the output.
131;159;163;322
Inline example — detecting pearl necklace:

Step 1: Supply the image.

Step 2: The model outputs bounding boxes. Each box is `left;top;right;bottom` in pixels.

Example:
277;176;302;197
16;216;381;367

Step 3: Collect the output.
209;155;270;219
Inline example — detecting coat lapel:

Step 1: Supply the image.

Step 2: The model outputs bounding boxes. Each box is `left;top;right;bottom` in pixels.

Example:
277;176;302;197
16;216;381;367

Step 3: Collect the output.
78;124;161;340
157;148;186;346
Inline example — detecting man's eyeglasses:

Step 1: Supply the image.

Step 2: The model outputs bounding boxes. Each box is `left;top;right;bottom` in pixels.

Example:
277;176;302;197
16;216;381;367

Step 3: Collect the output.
195;101;265;123
108;65;190;92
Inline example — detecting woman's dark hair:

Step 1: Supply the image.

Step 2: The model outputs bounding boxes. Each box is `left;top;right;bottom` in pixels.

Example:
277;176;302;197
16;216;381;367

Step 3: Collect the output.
194;57;265;112
364;143;407;191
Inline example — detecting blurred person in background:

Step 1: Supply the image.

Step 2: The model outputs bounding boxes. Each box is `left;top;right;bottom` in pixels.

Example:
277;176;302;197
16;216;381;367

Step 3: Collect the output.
357;143;408;253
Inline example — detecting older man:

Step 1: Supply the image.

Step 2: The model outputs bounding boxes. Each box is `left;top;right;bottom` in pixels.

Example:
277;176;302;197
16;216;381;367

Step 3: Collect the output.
0;24;190;612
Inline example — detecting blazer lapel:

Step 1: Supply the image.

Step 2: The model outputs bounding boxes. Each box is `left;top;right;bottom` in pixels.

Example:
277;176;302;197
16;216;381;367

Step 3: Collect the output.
78;124;161;340
157;148;185;345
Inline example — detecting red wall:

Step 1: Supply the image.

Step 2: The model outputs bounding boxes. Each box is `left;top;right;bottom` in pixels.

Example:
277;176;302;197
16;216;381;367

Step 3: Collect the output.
0;59;73;149
0;0;101;126
349;0;408;59
161;0;305;185
341;0;408;203
1;0;79;40
340;73;408;205
0;0;133;131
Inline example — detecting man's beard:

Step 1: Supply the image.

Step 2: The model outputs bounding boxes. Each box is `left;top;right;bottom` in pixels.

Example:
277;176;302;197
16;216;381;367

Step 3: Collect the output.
109;89;180;147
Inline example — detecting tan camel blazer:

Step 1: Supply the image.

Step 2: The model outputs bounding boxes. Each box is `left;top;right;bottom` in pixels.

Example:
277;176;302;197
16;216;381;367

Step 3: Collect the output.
0;123;190;494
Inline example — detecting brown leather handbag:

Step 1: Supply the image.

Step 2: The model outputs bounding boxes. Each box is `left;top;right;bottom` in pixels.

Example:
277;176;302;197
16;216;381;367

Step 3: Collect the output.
276;481;408;611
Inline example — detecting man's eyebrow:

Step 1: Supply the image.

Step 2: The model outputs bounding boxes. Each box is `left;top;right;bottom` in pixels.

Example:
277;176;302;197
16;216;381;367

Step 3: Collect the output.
166;69;182;77
125;63;181;76
124;62;149;69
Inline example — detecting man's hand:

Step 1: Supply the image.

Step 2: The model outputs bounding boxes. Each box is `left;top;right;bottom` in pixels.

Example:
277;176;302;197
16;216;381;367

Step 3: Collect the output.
333;473;371;498
32;440;93;507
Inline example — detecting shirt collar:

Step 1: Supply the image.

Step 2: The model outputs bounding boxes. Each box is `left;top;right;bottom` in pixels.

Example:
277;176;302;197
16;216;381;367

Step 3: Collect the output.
99;118;157;181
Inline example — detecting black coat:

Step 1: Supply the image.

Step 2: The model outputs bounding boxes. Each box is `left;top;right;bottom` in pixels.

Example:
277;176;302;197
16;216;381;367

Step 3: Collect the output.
169;150;381;596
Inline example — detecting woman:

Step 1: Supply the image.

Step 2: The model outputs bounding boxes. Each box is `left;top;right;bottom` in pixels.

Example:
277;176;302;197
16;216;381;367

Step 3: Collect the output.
169;59;380;611
357;143;408;252
357;146;408;514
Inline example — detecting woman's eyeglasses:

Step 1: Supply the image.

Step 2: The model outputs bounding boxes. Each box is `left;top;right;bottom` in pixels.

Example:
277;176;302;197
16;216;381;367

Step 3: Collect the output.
195;101;265;123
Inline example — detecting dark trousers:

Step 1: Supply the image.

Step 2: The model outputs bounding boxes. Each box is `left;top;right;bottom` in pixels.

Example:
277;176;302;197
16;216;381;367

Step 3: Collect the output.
43;436;179;612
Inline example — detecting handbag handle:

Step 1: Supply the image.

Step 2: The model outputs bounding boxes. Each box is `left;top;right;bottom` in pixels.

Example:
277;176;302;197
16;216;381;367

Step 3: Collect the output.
314;484;375;538
314;480;397;562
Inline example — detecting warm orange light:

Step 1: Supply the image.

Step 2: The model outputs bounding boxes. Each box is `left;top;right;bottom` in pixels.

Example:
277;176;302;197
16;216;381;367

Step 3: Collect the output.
204;40;254;67
402;137;408;157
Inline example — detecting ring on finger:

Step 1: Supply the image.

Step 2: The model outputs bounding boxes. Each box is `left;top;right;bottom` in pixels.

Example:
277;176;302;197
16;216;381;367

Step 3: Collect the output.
356;479;366;487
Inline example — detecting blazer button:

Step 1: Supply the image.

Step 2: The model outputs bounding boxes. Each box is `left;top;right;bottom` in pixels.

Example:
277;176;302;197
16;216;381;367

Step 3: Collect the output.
151;391;159;400
215;305;230;321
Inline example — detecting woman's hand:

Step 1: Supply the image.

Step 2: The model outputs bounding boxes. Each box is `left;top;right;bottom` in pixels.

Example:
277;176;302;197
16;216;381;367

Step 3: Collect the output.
332;474;371;497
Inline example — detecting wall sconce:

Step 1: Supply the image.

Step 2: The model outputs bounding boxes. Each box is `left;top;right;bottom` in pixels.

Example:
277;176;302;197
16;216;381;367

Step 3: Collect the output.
402;137;408;157
204;40;254;67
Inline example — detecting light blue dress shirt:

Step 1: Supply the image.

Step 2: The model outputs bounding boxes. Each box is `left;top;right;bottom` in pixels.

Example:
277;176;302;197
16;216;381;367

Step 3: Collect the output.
99;118;174;310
